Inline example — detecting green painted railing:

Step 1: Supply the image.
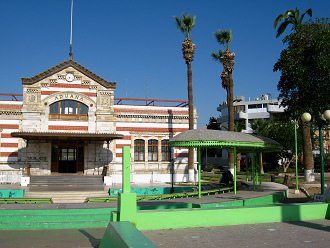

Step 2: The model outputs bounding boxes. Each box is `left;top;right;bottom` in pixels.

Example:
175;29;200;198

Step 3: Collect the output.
88;187;233;203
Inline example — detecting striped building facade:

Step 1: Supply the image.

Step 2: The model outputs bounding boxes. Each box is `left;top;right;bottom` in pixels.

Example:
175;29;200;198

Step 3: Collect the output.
0;60;194;185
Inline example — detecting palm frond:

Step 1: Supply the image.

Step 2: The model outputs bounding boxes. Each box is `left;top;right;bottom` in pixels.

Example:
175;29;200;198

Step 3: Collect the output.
175;14;196;38
275;8;313;37
274;14;284;29
214;30;232;48
283;9;296;19
211;50;224;62
276;20;290;38
175;17;185;33
305;8;312;17
300;8;312;23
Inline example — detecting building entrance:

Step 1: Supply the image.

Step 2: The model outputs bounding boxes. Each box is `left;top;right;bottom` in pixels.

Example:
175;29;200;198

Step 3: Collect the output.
51;143;84;173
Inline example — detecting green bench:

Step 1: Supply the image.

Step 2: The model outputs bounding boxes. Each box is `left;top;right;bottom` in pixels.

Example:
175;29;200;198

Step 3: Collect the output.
0;198;53;204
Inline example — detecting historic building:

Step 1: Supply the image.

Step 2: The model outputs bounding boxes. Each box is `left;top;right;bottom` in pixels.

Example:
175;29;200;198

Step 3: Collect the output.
0;60;193;185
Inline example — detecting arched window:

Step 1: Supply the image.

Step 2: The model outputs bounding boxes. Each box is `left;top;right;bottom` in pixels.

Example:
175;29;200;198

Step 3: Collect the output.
134;139;145;161
148;139;158;161
161;139;171;161
49;100;88;120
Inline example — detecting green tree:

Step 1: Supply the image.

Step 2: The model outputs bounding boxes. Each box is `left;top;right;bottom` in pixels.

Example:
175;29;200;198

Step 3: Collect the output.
206;117;221;130
212;30;235;172
274;8;312;38
274;18;330;181
252;119;303;172
175;14;196;182
252;119;303;154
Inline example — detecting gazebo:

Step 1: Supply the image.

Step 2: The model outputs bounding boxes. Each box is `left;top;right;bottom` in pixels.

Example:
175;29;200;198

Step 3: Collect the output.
169;129;282;197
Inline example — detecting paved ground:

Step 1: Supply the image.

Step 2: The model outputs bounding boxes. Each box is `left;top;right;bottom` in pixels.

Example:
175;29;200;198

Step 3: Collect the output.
0;181;328;247
144;220;330;248
1;220;329;248
0;228;105;248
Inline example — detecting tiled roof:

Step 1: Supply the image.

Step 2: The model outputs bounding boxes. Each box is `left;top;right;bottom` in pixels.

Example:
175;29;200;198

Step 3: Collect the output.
21;60;116;89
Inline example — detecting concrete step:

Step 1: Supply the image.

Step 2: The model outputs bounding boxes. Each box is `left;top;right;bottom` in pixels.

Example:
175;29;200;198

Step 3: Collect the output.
29;176;104;186
28;185;105;192
25;191;109;203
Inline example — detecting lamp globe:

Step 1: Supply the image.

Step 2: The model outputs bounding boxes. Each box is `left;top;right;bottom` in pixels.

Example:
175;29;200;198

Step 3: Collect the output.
301;112;312;123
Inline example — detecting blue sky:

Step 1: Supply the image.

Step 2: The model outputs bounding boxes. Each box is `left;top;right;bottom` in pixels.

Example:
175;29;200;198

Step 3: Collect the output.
0;0;329;127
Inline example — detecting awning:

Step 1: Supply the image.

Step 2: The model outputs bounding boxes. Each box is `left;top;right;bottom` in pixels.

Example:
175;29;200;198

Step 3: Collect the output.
169;129;282;198
170;129;282;151
11;131;123;142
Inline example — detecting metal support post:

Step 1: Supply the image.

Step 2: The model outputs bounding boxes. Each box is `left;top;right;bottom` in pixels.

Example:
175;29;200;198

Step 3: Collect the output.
198;148;201;198
234;147;237;195
294;120;299;194
319;125;325;195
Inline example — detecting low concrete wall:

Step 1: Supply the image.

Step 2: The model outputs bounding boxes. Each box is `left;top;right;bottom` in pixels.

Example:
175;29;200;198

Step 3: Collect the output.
135;203;329;230
109;186;195;196
0;189;24;198
100;222;156;248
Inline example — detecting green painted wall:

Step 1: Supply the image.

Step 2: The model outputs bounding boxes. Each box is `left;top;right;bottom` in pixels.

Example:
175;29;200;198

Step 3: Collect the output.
0;189;24;198
243;193;286;206
109;187;194;196
197;200;244;208
0;208;116;230
140;203;194;210
0;192;325;231
135;203;329;230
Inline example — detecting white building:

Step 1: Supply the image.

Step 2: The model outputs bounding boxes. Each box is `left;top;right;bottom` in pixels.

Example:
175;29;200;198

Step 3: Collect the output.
217;94;285;133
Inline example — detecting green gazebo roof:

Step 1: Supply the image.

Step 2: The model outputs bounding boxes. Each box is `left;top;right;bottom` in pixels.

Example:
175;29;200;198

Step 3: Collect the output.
170;129;282;151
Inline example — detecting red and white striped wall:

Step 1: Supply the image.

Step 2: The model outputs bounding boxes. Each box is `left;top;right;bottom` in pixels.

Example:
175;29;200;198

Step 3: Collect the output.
114;105;189;161
0;119;20;163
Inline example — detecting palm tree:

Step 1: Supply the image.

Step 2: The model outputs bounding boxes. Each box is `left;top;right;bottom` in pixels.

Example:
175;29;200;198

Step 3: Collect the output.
212;30;235;173
175;14;196;182
274;8;314;182
274;8;312;37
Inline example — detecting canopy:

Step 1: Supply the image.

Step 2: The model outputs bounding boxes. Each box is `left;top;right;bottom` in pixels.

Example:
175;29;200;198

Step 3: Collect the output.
169;129;282;197
170;129;281;151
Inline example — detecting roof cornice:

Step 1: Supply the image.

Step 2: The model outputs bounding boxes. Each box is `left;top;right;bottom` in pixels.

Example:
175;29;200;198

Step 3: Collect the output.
21;60;116;89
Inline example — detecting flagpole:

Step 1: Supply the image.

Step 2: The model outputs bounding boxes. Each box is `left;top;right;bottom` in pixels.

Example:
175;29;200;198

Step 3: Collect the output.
69;0;73;60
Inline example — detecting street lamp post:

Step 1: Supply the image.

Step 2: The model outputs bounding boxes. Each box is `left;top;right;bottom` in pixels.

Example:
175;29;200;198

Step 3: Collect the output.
294;120;299;194
301;110;330;195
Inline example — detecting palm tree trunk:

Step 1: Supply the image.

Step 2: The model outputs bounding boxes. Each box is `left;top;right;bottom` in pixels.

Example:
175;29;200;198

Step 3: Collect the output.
187;63;195;182
236;152;241;172
227;70;235;173
228;73;234;132
301;121;314;182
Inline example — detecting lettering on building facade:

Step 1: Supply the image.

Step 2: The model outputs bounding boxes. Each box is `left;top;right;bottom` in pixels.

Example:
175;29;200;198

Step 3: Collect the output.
54;93;85;103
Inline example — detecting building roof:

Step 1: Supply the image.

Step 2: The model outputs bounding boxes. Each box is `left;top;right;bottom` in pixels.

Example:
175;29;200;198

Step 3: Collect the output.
11;132;123;142
170;129;281;151
21;60;116;89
